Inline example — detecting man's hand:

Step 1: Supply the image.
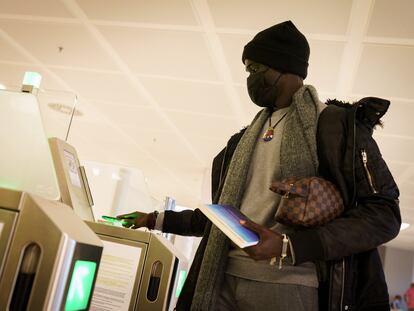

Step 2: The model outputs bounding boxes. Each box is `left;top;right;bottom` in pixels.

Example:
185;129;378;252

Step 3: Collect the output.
116;211;149;229
240;220;284;260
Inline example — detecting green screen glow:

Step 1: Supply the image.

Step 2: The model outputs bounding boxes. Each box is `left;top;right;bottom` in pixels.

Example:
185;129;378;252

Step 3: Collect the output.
65;260;97;311
175;270;187;298
0;180;19;190
22;71;42;88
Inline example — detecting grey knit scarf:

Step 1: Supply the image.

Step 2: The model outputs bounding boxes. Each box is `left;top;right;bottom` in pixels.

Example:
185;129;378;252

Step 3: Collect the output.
190;85;322;310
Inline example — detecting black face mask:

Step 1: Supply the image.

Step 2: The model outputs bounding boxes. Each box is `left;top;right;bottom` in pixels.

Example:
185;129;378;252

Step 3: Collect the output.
247;70;283;108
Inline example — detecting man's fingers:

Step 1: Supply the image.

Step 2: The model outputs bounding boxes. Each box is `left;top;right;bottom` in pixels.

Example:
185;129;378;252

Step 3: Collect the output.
240;219;262;233
117;212;138;219
121;219;134;228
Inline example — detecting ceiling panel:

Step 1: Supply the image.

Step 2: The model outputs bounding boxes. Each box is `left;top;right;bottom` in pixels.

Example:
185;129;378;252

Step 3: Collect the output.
209;0;351;35
91;140;154;169
70;120;126;145
97;104;172;131
375;135;414;163
397;183;414;201
144;168;201;207
98;26;219;80
306;40;344;94
77;0;198;25
380;100;414;137
146;178;199;207
0;20;118;70
0;37;30;62
407;179;414;189
367;0;414;39
140;77;234;116
353;44;414;100
51;69;148;105
69;135;108;163
121;128;202;171
185;134;227;165
218;33;252;84
0;0;74;17
68;123;160;170
387;161;412;181
166;110;242;141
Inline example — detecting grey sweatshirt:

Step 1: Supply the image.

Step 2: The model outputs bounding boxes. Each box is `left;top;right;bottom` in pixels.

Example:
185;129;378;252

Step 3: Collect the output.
226;107;319;287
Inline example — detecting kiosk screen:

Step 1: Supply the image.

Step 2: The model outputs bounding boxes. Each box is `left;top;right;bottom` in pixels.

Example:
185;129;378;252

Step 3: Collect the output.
65;260;97;311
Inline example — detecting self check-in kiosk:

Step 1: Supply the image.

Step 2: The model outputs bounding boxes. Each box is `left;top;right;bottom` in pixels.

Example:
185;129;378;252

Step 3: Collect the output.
49;138;189;310
49;137;95;222
0;188;103;310
0;89;103;310
85;222;188;311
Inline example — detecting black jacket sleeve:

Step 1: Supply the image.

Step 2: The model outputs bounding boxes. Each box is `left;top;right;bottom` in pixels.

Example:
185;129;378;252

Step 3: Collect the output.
289;104;401;264
162;209;208;237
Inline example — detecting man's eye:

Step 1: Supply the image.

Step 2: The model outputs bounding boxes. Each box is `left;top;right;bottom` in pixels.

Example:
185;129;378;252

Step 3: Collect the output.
247;65;258;73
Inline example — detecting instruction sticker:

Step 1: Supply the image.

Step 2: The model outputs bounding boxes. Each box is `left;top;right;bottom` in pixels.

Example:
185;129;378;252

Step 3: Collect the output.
64;150;82;188
90;240;142;311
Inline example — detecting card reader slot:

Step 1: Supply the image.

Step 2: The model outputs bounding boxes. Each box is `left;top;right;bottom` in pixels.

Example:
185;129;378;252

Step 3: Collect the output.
147;260;163;302
10;243;41;311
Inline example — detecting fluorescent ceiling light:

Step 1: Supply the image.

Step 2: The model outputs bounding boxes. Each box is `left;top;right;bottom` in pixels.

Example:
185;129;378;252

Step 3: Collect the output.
92;168;100;176
400;223;410;231
111;173;121;180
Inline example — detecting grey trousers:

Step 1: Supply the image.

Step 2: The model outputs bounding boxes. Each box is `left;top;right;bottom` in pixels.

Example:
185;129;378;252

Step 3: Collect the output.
215;274;318;311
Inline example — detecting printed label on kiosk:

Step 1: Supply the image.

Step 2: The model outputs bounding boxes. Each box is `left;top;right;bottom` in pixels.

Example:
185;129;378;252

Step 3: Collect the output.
90;240;142;311
64;150;82;188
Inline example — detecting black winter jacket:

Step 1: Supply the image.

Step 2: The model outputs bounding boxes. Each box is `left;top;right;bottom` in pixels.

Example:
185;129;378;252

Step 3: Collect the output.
164;97;401;311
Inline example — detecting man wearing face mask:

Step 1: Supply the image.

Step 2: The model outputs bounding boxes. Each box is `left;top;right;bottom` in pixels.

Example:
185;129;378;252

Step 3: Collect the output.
118;21;400;311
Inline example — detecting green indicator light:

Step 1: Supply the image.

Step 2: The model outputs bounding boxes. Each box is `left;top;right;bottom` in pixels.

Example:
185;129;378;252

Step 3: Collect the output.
101;216;128;227
65;260;97;311
22;71;42;88
0;180;19;190
175;270;187;298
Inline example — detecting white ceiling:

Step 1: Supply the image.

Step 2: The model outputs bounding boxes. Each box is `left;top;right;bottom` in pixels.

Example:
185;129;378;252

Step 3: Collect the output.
0;0;413;250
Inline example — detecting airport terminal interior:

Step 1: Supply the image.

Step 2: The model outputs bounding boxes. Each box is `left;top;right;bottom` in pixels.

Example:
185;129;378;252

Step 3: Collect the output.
0;1;414;310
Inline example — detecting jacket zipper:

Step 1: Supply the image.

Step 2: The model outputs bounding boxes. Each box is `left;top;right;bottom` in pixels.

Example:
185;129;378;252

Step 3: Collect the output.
340;259;346;310
360;149;378;194
338;108;357;311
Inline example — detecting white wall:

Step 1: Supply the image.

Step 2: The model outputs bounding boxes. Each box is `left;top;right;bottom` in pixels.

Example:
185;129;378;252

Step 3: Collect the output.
384;246;414;300
81;160;157;220
412;257;414;282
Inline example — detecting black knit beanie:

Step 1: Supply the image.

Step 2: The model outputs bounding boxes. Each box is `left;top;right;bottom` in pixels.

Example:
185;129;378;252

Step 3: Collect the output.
242;20;310;79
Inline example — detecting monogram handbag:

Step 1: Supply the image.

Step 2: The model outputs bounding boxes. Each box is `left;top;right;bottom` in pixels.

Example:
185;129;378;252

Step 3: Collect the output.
270;176;344;227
